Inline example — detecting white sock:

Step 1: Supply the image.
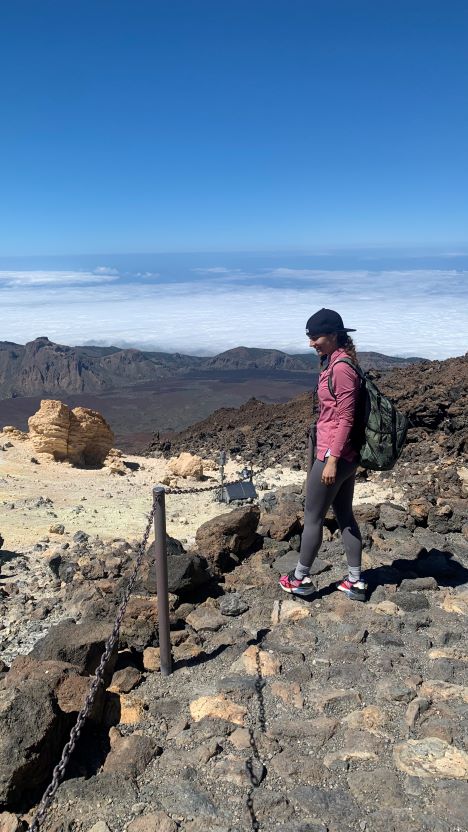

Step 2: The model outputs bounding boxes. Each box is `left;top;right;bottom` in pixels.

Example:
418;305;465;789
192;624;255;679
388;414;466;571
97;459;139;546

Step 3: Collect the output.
348;566;361;583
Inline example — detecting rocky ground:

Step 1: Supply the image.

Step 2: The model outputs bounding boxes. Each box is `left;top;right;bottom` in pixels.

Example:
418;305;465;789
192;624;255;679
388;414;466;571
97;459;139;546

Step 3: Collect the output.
1;353;467;832
147;355;468;469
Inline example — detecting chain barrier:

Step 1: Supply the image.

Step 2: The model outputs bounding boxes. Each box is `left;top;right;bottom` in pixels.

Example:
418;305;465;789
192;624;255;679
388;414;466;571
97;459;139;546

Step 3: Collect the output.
26;460;273;831
163;477;246;496
27;507;156;832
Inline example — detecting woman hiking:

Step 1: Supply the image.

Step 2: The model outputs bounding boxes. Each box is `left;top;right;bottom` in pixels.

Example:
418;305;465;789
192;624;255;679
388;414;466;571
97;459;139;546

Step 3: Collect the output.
279;308;366;602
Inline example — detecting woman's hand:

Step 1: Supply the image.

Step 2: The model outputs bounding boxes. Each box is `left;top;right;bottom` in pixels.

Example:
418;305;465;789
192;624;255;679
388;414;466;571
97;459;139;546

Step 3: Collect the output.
321;457;338;486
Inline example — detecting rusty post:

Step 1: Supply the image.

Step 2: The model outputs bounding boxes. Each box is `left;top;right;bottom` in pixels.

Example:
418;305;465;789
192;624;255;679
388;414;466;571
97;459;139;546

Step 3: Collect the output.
153;486;172;676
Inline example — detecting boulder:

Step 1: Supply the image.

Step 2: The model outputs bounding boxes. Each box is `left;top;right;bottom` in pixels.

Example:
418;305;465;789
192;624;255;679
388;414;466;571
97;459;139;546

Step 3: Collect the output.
0;426;28;441
168;452;203;479
144;547;210;596
103;728;160;778
408;498;432;525
28;399;114;466
393;737;468;779
258;490;304;541
0;681;72;809
30;618;118;682
195;505;260;572
119;596;160;651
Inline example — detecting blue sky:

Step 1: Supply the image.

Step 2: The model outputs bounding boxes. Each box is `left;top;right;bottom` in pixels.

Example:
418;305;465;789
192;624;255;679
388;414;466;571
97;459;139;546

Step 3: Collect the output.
0;2;467;357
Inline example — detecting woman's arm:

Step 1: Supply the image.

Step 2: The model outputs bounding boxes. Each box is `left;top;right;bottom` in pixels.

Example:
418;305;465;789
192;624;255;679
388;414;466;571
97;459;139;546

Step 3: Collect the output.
329;361;360;457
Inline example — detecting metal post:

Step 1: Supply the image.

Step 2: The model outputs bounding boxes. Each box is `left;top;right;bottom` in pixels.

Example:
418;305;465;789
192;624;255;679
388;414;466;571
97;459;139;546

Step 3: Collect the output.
153;486;172;676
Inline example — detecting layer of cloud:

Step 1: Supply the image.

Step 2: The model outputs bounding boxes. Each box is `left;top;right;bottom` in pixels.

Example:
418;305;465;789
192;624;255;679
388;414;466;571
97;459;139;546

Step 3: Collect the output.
0;268;466;359
0;269;120;287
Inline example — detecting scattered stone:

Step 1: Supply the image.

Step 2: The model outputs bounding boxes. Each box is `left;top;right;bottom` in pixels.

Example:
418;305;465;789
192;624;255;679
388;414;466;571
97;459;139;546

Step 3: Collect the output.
230;646;281;677
398;577;438;591
370;600;404;617
405;697;430;731
428;647;468;661
218;593;249;616
440;590;468;616
189;695;247;726
49;523;65;535
126;811;178;832
271;680;304;708
323;749;377;768
142;647;160;672
0;813;20;832
168;452;204;479
343;705;388;735
420;679;468;703
109;666;142;694
312;687;362;716
186;604;225;632
118;696;146;725
377;678;414;703
267;716;337;746
432;781;468;830
211;753;265;787
394;592;430;612
103;729;160;778
393;737;468;779
271;599;311;625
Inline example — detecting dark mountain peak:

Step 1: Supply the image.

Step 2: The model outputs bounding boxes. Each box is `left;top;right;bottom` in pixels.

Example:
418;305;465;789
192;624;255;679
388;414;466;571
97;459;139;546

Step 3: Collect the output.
24;336;71;356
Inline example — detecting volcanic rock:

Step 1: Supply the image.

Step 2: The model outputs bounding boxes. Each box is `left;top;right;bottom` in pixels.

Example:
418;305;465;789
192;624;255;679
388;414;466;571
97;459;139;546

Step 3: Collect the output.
28;399;114;466
0;680;72;809
30;618;118;681
144;547;211;596
195;505;260;572
168;452;204;479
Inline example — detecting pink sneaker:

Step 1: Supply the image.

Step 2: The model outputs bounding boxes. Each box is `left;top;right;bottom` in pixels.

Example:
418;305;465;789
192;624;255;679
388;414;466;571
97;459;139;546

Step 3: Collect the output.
279;570;315;596
336;578;366;602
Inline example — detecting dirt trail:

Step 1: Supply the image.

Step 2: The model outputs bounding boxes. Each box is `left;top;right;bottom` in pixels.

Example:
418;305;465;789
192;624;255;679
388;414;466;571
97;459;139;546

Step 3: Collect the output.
0;431;403;552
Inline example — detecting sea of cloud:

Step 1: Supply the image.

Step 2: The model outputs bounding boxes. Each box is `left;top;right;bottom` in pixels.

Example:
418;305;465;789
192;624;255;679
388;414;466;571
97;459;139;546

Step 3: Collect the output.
1;265;467;359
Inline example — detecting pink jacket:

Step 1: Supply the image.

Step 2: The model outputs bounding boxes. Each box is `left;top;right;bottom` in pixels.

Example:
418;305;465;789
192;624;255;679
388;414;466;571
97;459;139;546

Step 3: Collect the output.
315;348;360;463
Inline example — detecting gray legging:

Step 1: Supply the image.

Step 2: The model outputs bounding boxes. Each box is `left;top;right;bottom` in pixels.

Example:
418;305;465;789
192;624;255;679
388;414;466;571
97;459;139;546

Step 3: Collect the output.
297;458;362;576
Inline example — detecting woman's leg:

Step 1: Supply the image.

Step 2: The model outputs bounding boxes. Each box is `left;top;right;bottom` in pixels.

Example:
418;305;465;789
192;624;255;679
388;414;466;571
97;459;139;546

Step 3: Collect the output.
331;468;362;576
295;459;356;578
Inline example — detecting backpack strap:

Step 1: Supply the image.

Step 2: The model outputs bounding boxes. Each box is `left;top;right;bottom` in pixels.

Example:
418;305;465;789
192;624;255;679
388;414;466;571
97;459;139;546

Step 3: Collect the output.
327;358;365;400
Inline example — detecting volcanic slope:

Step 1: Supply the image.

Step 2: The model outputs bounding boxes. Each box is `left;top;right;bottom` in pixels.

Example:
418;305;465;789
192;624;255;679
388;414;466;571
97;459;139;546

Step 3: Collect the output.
146;354;468;469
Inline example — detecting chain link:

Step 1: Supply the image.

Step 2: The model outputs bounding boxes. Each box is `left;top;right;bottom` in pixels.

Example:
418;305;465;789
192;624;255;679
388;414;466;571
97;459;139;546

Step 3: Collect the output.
164;478;245;496
27;507;156;832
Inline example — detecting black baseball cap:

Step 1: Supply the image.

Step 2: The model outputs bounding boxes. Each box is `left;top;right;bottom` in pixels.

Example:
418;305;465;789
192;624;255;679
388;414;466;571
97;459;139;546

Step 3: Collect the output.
306;308;356;338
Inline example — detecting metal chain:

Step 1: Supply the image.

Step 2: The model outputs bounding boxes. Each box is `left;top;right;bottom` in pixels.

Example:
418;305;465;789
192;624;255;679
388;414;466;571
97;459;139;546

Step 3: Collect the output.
27;506;156;832
164;478;245;495
27;461;272;830
163;460;272;496
245;645;267;831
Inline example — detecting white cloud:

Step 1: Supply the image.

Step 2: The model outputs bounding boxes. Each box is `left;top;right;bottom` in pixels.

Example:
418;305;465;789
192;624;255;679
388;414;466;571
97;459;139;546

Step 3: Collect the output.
0;269;467;359
93;266;120;275
0;270;119;287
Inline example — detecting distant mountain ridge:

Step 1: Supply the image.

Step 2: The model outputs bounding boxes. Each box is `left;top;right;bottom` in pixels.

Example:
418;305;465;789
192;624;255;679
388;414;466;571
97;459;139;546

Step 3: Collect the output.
0;336;423;399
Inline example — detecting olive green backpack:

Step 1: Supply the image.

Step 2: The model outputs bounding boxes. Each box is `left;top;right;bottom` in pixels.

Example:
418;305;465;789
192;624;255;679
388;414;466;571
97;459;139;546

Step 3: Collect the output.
328;358;409;471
